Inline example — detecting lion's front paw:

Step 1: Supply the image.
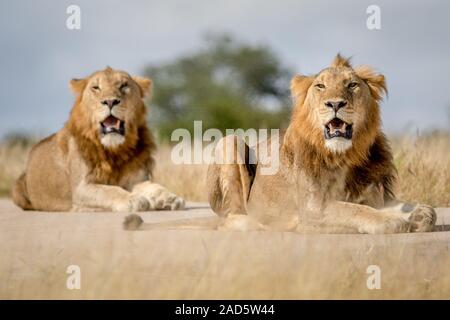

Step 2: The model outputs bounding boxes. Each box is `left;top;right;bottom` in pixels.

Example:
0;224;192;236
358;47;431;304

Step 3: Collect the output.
359;217;411;234
408;204;436;232
146;189;185;211
113;196;150;212
132;182;186;211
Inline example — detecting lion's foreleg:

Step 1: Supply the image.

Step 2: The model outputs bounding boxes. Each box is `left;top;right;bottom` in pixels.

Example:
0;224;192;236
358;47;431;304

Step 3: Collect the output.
316;201;414;234
72;183;149;212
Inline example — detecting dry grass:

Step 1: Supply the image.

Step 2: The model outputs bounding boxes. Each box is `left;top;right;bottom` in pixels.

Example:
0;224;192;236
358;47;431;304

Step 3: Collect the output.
392;132;450;207
0;142;32;197
153;145;208;202
1;132;449;206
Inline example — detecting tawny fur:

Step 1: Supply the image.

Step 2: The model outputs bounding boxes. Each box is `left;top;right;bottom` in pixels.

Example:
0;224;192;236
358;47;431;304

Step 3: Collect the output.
12;67;185;212
125;54;436;234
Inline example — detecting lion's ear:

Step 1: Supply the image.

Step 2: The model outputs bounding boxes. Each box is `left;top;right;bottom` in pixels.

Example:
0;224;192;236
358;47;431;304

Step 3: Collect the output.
133;76;152;98
290;75;314;101
355;66;387;101
70;78;87;95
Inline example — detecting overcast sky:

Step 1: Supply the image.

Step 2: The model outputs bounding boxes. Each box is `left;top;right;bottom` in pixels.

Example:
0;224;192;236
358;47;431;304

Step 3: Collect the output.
0;0;449;138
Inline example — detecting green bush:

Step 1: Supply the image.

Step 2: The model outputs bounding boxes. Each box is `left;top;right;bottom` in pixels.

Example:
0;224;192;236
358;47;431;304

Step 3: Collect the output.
143;34;293;140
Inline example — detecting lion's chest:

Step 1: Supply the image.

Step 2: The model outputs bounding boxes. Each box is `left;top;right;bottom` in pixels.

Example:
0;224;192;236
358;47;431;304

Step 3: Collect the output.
317;168;348;200
247;161;350;220
88;164;148;190
297;167;348;211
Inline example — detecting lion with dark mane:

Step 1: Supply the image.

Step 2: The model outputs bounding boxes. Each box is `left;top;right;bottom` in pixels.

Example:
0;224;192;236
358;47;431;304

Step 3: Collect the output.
125;55;436;233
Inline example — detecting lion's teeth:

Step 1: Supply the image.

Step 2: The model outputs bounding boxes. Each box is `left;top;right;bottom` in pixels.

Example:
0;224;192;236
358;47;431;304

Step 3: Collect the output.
327;119;350;136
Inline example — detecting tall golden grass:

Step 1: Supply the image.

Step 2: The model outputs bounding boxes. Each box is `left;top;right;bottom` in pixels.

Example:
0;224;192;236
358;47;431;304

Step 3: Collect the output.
2;230;449;299
391;132;450;207
0;141;32;197
1;132;449;206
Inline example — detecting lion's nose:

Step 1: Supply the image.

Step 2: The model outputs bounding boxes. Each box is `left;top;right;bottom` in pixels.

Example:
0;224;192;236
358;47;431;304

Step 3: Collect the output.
325;100;347;112
101;99;121;109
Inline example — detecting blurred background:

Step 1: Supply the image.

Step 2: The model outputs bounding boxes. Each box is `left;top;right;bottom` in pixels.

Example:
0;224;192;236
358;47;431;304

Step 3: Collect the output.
0;0;449;204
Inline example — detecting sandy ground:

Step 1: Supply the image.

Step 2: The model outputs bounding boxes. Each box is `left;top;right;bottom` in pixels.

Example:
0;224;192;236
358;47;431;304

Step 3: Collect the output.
0;199;449;299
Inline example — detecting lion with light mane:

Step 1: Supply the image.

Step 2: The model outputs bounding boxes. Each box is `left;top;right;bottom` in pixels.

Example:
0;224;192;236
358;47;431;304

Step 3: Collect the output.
12;67;185;212
125;55;436;234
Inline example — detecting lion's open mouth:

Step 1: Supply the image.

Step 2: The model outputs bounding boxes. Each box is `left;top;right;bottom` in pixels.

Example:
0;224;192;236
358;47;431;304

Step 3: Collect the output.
100;115;125;136
324;118;353;140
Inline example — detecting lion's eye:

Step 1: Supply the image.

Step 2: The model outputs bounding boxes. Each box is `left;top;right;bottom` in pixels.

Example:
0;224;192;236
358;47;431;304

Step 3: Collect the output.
92;85;100;91
348;82;358;89
119;82;128;91
315;83;325;89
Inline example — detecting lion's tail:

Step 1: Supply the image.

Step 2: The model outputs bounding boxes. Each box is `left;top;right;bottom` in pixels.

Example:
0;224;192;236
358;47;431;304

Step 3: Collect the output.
123;214;221;231
11;172;33;210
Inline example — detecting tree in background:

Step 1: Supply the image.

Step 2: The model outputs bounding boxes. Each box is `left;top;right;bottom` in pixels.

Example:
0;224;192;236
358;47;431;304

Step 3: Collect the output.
143;34;293;140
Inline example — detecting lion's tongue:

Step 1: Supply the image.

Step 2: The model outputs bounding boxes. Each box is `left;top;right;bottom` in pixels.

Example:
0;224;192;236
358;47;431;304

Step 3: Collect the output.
103;116;121;129
329;120;346;134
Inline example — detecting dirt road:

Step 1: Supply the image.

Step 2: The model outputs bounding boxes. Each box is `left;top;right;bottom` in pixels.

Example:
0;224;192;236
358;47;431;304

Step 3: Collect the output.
1;199;449;299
